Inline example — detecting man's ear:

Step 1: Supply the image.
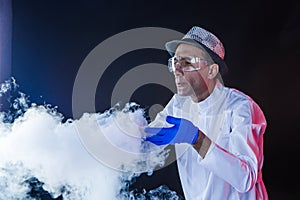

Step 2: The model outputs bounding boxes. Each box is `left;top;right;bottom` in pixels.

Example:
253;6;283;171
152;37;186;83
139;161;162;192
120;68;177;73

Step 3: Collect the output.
207;64;219;79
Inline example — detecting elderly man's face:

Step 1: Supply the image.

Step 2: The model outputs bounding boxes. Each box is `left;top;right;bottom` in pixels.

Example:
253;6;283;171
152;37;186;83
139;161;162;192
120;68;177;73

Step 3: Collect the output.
174;44;211;102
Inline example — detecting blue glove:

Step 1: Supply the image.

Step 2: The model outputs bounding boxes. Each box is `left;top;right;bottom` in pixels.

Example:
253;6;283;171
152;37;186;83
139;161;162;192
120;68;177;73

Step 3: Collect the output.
144;116;199;145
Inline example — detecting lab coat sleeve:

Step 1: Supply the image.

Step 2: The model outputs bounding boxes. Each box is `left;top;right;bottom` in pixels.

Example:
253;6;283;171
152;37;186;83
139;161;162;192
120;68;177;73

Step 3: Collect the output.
199;98;267;193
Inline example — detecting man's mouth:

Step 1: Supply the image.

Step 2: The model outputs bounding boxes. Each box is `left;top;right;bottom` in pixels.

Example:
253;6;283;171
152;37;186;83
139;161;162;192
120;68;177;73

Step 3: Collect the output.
176;82;187;87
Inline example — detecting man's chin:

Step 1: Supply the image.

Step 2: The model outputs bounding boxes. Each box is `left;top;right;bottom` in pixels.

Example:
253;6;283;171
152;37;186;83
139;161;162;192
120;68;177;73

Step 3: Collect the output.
177;90;188;96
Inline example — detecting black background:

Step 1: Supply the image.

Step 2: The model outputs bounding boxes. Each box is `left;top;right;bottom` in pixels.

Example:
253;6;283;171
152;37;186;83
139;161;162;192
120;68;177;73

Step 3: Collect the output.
8;0;300;199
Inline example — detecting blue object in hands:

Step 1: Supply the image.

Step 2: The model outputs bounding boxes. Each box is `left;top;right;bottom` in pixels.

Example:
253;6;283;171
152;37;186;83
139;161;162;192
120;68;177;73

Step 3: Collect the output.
144;116;199;145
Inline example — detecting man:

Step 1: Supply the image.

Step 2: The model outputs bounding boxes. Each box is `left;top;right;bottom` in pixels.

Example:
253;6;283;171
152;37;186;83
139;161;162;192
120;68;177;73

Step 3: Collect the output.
144;26;268;199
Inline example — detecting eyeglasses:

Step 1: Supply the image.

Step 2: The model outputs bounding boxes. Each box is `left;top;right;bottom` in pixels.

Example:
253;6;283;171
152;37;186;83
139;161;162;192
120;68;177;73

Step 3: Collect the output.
168;56;208;72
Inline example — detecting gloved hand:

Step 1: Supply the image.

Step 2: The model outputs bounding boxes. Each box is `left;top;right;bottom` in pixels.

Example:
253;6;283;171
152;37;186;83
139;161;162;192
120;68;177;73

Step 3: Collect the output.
144;116;199;145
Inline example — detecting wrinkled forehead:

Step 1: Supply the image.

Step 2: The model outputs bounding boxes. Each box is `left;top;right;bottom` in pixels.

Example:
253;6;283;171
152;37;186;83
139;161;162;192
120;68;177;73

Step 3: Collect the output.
175;43;209;58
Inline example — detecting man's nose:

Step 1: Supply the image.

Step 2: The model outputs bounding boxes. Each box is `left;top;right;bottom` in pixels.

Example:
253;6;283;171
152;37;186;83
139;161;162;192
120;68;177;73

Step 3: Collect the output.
174;64;184;76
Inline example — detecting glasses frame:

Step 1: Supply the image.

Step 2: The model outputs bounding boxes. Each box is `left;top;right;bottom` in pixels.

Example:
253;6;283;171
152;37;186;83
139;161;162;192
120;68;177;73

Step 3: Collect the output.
168;56;208;73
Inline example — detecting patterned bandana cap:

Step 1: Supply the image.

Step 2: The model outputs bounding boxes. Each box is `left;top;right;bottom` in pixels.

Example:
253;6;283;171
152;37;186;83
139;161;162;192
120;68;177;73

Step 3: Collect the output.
165;26;228;75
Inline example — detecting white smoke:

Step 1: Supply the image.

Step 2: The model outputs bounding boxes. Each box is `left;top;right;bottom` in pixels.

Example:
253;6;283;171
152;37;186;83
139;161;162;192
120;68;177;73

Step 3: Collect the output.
0;78;182;199
0;105;122;199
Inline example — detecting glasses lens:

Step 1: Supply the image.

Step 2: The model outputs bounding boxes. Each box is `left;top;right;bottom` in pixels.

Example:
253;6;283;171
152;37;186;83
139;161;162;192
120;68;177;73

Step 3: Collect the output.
168;58;174;72
168;56;206;72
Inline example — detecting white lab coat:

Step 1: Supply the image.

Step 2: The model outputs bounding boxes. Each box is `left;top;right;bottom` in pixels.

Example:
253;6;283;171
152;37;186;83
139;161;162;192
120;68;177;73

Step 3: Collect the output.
149;81;268;200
